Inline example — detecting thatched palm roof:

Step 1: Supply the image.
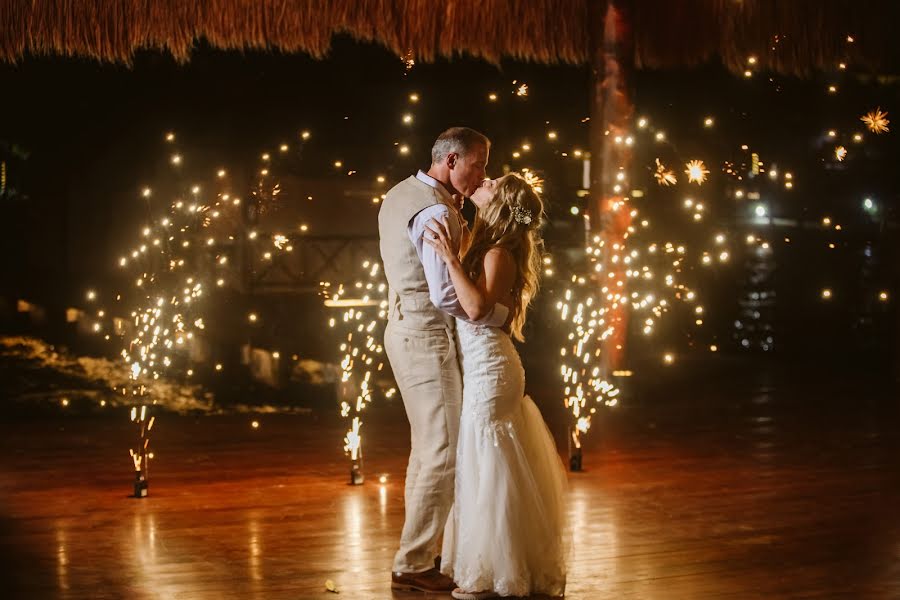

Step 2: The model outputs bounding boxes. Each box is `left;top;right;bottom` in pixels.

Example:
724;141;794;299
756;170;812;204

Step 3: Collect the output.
1;0;898;75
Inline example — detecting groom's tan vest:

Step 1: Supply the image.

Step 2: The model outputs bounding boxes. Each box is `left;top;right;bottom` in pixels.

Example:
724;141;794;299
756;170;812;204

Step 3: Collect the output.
378;175;455;331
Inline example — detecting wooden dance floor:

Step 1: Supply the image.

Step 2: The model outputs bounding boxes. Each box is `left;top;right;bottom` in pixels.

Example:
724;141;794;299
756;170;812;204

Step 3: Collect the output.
1;361;899;599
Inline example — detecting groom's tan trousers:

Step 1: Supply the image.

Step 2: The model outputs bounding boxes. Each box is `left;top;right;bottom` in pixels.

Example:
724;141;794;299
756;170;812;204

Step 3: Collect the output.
386;320;462;573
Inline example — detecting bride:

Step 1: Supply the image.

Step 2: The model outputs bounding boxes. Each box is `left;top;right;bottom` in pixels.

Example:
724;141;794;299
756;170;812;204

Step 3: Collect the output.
423;173;569;599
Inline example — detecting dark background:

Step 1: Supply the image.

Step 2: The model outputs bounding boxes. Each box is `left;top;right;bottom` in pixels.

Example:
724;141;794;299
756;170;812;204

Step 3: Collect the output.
1;36;898;380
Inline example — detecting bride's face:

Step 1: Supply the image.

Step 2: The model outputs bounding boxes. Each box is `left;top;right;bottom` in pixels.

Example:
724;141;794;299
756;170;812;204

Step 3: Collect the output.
470;177;499;210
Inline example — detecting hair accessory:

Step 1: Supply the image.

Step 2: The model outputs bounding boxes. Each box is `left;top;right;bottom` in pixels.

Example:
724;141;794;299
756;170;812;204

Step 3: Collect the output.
511;205;533;225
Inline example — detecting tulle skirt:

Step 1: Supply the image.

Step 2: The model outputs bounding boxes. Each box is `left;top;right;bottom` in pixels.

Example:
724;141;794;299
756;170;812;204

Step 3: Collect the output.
441;322;569;597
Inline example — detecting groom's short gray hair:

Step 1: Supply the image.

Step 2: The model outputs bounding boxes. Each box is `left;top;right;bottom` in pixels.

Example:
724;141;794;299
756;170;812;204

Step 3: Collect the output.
431;127;490;164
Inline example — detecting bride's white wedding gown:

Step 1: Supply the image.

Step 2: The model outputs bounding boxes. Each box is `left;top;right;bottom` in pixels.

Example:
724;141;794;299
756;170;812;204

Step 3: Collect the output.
441;319;569;597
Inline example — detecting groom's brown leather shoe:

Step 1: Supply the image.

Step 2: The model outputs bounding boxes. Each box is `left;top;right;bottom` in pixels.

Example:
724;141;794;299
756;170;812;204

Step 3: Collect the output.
391;568;456;593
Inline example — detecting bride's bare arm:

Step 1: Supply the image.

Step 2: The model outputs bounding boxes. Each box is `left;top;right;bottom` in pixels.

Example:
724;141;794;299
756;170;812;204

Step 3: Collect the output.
424;216;515;322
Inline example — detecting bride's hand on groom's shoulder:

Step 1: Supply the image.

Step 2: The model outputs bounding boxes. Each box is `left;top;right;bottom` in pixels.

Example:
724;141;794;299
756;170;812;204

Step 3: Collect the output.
423;216;460;264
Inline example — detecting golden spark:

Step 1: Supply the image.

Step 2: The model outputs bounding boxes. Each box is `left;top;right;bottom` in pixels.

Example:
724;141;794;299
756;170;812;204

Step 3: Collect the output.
520;169;544;195
861;108;890;134
401;49;415;72
835;146;848;161
684;160;709;185
654;159;677;186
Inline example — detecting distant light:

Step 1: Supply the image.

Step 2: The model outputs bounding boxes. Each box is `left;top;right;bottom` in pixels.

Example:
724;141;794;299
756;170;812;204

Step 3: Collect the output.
754;204;767;218
402;114;413;124
879;291;889;302
570;206;580;215
821;288;832;300
399;145;410;155
165;132;175;142
655;131;666;141
279;144;289;152
215;363;223;371
547;131;558;140
248;313;258;322
300;130;311;140
334;160;343;168
710;345;718;352
828;85;838;94
251;420;259;429
378;474;388;484
171;154;182;165
409;93;419;102
142;187;152;198
376;175;386;183
217;169;226;178
488;93;498;101
704;117;714;127
637;117;648;128
863;198;874;210
663;353;675;365
747;56;758;65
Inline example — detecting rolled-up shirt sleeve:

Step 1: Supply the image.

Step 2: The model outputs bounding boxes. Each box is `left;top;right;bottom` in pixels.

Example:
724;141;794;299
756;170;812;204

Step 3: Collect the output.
408;204;509;327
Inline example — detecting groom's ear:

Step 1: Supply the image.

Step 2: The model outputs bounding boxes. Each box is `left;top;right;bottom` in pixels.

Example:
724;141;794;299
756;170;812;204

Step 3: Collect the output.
446;152;458;169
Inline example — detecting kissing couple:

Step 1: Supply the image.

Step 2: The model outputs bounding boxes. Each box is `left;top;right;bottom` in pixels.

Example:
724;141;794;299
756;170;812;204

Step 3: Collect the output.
379;127;570;599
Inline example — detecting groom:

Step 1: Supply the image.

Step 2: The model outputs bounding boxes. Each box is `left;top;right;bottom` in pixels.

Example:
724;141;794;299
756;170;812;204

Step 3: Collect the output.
380;127;509;593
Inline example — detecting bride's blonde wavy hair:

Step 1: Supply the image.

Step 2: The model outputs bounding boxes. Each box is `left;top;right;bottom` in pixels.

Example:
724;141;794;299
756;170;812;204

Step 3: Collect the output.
461;173;544;342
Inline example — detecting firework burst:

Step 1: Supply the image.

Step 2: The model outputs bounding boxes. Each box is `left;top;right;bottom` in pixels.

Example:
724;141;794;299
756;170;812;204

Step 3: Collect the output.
684;160;710;185
654;159;677;186
861;108;890;134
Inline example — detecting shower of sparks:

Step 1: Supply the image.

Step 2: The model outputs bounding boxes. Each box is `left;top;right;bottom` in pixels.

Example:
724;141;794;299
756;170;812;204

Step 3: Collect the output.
835;145;848;161
85;133;291;488
684;160;710;185
515;81;529;96
323;259;393;467
654;159;677;186
860;108;890;134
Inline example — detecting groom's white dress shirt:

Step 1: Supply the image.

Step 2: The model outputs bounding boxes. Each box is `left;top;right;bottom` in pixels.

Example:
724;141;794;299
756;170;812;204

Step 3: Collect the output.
407;170;509;327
